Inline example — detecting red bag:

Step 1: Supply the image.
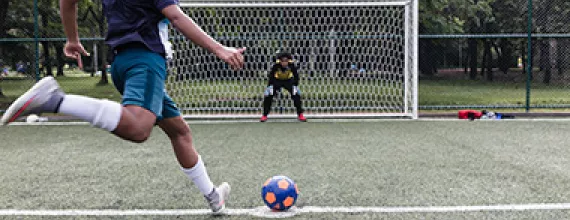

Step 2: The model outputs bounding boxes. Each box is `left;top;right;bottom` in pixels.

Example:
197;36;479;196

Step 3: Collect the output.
458;110;483;120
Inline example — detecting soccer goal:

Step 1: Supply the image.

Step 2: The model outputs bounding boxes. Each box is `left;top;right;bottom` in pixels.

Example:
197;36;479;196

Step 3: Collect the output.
168;0;418;119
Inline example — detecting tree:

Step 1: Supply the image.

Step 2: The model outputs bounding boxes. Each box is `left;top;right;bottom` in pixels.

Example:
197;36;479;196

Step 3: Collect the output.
0;0;94;78
80;0;108;84
0;0;10;97
39;4;54;76
39;0;95;77
1;0;34;69
418;0;470;76
462;0;493;80
534;0;570;84
490;0;525;76
0;0;10;56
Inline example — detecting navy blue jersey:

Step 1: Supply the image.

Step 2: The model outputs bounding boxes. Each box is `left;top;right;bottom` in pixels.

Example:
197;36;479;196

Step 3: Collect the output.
103;0;177;56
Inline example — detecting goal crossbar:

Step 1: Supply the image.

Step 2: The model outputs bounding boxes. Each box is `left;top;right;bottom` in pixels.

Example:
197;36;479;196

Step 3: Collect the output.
180;2;411;8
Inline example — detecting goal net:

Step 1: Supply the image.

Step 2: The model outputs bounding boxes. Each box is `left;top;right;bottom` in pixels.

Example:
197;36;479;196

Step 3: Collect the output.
168;0;418;119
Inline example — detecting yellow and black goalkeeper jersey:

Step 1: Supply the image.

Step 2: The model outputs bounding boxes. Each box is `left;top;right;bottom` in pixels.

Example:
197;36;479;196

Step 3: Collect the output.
274;69;293;80
268;64;300;86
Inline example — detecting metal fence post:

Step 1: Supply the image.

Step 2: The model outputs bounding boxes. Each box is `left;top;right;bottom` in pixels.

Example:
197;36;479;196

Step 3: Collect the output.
525;0;533;112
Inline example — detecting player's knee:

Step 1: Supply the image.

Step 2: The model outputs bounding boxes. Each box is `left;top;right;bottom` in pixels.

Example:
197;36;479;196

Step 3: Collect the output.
120;123;153;143
128;129;152;143
116;107;157;142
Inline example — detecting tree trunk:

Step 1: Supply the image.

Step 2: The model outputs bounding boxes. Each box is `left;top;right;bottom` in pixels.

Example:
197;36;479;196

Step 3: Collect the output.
497;39;511;75
482;40;488;78
97;3;109;85
521;41;525;73
484;40;493;81
90;42;96;77
558;39;568;76
41;41;53;76
540;40;551;84
40;8;52;76
468;39;478;80
557;40;563;76
55;43;65;76
463;44;468;74
98;42;109;84
0;0;8;32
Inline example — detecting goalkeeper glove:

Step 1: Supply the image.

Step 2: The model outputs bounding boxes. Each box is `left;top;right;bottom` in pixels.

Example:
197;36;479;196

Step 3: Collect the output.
264;85;274;96
293;86;301;95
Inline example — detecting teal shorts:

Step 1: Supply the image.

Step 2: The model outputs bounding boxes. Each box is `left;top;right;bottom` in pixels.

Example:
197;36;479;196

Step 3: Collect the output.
111;47;180;121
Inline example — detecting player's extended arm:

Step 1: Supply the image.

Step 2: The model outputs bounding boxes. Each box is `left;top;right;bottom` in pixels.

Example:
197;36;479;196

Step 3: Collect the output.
60;0;89;68
60;0;80;43
162;5;245;69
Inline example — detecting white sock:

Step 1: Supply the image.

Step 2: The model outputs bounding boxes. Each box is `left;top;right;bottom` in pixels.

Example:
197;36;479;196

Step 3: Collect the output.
58;94;122;132
182;155;215;196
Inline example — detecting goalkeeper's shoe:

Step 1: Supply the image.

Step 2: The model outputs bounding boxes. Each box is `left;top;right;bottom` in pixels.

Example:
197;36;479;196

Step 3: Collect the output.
298;113;307;122
205;182;231;215
1;76;64;125
260;115;268;122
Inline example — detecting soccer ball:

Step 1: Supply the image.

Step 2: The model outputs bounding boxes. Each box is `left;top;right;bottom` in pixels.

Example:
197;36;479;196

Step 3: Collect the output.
261;176;299;211
26;114;39;123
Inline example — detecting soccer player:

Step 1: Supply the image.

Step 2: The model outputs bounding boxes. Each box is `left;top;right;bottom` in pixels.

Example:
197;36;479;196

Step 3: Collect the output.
260;52;306;122
0;0;246;214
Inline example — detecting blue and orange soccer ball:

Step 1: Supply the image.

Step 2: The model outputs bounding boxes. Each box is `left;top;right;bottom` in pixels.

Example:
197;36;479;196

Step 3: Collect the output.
261;176;299;211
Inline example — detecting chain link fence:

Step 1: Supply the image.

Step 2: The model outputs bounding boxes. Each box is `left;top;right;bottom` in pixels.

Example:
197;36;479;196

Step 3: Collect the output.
420;0;570;111
0;0;118;112
0;0;568;114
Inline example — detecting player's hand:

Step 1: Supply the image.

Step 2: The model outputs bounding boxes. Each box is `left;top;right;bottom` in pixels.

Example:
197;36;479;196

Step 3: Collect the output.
64;41;90;69
216;46;246;71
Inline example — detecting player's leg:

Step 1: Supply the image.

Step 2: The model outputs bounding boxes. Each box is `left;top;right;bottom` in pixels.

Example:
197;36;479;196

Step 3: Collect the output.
283;82;306;122
292;95;305;121
261;84;280;122
0;77;153;141
0;48;162;142
59;91;157;142
157;97;229;214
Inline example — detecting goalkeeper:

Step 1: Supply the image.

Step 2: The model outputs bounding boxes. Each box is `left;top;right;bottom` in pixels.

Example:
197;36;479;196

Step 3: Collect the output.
260;52;306;122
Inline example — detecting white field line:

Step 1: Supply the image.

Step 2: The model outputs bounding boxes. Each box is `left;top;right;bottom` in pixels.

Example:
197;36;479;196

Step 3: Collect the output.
2;203;570;216
7;118;570;126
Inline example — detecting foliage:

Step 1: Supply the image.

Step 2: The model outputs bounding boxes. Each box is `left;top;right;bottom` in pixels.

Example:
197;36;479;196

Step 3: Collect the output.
1;0;570;84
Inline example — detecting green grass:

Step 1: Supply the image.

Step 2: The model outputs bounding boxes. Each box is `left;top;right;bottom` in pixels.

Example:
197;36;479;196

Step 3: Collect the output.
2;75;570;111
2;121;570;219
167;78;402;111
420;79;570;106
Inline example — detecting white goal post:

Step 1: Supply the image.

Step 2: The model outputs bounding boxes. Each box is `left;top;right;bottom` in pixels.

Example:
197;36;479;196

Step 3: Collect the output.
167;0;418;119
